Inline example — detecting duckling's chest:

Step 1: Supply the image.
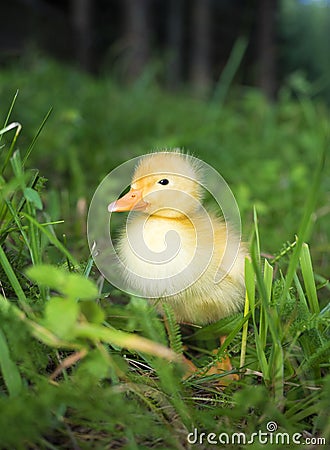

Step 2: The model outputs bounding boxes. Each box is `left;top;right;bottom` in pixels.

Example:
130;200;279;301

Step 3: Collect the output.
118;215;213;297
121;215;197;268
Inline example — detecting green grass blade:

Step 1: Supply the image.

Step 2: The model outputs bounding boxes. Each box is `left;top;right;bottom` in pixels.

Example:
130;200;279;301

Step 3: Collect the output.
213;36;248;106
293;272;311;315
9;148;24;181
250;213;283;394
263;259;273;300
300;243;320;314
293;273;322;379
282;151;325;303
13;169;40;217
253;206;261;264
248;235;270;379
251;254;282;394
253;327;270;381
240;268;250;370
10;151;41;265
5;199;33;256
1;123;22;175
0;327;23;397
22;108;53;166
83;255;95;278
0;245;32;315
259;259;273;348
244;257;255;316
26;204;41;266
215;312;250;352
0;90;19;142
268;343;284;402
23;212;79;268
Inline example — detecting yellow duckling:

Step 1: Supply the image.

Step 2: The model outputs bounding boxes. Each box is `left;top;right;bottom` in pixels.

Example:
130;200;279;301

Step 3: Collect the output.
108;150;247;326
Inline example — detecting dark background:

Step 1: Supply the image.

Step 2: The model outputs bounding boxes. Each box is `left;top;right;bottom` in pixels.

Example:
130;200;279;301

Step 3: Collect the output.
1;0;330;101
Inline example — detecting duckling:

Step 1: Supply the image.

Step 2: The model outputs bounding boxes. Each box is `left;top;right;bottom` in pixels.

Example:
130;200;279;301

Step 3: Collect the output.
108;150;247;327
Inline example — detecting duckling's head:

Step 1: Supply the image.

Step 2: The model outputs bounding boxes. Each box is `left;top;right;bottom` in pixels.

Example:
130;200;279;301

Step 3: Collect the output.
108;150;204;219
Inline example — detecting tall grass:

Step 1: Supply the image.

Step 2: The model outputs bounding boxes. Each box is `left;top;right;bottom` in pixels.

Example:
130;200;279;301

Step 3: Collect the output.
0;57;329;261
0;62;329;448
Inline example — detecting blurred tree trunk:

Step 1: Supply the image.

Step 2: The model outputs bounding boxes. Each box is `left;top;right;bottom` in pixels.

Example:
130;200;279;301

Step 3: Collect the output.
190;0;212;94
71;0;92;71
257;0;278;99
123;0;151;81
166;0;184;89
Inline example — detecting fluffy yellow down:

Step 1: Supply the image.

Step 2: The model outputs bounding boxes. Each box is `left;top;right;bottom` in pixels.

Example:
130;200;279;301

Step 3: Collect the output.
116;150;247;325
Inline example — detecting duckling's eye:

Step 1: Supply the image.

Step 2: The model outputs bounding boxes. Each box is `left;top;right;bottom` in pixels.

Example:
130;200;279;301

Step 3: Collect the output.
158;179;169;186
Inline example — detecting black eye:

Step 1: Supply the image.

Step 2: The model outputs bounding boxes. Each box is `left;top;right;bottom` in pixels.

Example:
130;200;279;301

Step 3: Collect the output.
158;179;169;185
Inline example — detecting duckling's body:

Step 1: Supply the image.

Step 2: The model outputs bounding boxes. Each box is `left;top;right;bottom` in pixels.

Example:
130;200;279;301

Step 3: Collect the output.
109;150;247;325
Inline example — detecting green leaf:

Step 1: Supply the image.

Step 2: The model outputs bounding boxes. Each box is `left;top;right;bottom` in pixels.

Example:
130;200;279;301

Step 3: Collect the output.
75;349;109;380
65;273;99;300
27;265;68;290
43;297;79;338
26;265;98;300
23;187;43;210
74;323;178;362
80;301;105;324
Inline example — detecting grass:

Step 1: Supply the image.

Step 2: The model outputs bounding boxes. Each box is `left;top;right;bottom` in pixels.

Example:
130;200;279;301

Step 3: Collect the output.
0;58;329;449
0;58;328;274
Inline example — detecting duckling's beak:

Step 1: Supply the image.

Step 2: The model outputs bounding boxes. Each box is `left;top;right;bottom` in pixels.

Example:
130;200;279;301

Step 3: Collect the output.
108;188;147;212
